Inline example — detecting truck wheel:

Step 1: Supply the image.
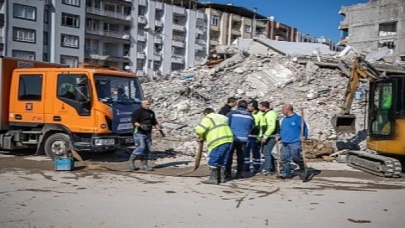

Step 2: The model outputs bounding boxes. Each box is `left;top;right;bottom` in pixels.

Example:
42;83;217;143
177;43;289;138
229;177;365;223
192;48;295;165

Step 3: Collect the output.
44;133;70;160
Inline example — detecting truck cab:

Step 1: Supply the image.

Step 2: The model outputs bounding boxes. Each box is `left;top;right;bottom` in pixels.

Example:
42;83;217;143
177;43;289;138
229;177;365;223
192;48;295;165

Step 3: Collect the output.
0;58;143;159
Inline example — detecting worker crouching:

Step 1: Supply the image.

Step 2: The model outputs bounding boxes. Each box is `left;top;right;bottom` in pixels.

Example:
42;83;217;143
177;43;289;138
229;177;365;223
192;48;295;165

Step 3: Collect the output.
195;108;234;185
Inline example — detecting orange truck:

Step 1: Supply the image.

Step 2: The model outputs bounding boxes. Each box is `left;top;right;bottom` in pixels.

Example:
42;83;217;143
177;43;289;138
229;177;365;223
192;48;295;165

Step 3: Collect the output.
0;57;144;159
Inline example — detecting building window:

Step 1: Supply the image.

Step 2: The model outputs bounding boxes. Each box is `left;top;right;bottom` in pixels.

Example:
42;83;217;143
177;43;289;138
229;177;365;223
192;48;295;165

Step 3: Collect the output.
379;22;397;37
18;75;43;101
62;0;80;7
43;53;48;62
211;15;219;26
378;40;396;50
13;4;36;21
171;63;184;71
61;34;79;48
60;55;79;67
62;13;80;28
13;27;36;43
44;31;48;45
244;25;251;33
44;9;49;24
136;59;145;70
12;50;36;60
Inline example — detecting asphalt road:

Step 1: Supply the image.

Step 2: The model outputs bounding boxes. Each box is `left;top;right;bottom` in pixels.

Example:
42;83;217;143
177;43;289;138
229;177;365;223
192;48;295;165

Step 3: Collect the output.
0;155;405;228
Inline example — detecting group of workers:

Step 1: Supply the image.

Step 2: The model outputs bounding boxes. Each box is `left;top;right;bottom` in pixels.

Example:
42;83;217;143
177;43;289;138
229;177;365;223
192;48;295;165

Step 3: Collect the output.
127;98;309;185
195;97;309;185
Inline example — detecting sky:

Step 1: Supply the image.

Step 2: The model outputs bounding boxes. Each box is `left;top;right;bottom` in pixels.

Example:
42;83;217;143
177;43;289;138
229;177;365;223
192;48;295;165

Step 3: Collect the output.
210;0;369;42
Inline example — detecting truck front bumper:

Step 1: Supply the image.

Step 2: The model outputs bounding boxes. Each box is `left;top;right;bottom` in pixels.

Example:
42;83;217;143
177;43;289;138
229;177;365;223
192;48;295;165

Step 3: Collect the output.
73;135;134;152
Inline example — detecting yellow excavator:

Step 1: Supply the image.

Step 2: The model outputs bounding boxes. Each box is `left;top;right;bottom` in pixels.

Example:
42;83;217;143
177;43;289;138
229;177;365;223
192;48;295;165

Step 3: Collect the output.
332;56;405;178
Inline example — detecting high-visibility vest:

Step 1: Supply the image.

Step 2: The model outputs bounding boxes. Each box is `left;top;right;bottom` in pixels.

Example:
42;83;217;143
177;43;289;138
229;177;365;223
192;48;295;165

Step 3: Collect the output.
259;110;279;139
249;111;263;138
59;83;75;94
195;113;233;153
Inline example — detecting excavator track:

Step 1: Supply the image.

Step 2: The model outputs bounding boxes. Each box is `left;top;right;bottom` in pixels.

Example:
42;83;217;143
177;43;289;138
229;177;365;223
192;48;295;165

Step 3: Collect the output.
346;150;402;178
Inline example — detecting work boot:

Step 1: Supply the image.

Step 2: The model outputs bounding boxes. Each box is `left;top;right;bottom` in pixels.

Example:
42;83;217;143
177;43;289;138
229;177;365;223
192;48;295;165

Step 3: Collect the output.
299;163;308;182
235;172;244;179
218;166;226;184
280;164;292;179
128;154;138;171
202;167;218;185
140;155;154;171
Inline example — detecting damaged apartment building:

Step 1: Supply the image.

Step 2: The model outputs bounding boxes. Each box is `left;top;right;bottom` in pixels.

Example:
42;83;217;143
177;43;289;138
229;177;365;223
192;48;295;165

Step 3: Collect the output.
338;0;405;61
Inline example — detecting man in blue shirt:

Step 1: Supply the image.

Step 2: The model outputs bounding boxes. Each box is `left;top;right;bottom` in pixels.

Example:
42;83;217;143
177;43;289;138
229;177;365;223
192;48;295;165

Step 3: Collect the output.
276;104;308;179
225;100;254;179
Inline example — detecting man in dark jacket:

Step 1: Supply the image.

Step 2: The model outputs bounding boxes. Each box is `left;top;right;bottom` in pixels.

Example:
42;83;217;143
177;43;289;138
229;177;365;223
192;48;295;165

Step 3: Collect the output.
244;100;262;174
225;100;254;179
218;97;237;116
128;100;161;171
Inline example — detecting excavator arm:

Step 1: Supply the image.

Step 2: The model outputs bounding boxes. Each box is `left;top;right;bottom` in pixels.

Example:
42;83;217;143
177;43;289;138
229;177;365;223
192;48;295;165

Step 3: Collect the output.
332;57;385;134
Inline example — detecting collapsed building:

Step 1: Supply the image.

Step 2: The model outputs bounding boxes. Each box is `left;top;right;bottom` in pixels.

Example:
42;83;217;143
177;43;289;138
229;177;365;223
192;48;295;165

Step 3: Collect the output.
143;38;405;160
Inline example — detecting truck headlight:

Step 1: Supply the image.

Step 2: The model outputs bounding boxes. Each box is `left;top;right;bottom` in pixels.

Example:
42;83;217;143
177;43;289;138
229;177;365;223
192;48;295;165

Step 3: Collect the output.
94;139;115;146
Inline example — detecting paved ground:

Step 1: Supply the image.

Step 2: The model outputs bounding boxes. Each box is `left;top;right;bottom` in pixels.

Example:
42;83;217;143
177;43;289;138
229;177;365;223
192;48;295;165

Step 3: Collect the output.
1;153;405;228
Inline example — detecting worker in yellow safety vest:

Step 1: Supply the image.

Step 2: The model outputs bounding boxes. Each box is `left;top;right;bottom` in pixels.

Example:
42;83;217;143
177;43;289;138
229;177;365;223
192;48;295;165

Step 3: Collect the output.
195;108;234;185
259;101;279;175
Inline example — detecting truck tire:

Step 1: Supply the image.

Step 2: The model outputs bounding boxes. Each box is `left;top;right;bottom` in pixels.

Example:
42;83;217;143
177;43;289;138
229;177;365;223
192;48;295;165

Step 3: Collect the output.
44;133;70;160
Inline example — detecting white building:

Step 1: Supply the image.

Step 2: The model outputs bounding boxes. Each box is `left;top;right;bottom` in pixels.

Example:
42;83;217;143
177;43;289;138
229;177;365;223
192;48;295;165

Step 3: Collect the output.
129;0;208;77
0;0;209;77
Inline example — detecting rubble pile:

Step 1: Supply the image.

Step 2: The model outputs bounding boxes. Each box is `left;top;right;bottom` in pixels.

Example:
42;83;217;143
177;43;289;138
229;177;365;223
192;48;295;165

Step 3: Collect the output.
143;50;369;155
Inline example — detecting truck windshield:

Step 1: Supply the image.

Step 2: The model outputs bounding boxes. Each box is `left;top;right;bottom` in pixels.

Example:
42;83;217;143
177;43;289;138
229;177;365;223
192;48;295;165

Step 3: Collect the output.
94;74;142;104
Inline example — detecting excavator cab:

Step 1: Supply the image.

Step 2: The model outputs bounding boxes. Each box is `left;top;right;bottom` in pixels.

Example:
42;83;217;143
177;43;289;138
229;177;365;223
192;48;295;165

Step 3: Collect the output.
331;113;356;134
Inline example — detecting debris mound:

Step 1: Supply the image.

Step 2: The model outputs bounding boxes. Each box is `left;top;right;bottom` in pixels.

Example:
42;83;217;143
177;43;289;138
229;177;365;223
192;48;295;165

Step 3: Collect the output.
142;43;382;155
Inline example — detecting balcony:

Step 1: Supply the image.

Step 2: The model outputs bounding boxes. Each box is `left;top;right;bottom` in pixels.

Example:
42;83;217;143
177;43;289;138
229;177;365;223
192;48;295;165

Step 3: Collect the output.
137;33;146;42
172;55;185;64
210;25;220;31
209;39;219;45
197;11;205;20
173;23;186;32
196;26;205;35
86;7;131;21
154;53;162;61
137;52;146;59
156;2;163;10
195;43;205;51
231;14;241;21
173;6;186;15
139;0;147;6
339;22;348;30
86;28;130;40
138;15;147;24
256;20;267;28
155;20;163;27
172;36;185;47
231;28;241;35
154;36;163;44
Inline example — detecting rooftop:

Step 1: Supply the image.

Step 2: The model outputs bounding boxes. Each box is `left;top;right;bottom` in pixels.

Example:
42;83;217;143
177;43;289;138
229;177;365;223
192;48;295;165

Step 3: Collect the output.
197;2;267;20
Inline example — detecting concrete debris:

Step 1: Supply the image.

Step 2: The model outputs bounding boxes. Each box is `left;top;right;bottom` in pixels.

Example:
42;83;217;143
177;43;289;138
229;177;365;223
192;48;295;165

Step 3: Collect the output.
142;48;376;155
365;47;391;63
214;45;239;55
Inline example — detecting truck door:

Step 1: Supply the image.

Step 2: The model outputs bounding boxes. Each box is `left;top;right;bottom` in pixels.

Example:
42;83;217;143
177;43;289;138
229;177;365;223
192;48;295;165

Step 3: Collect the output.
53;73;94;133
11;73;46;124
